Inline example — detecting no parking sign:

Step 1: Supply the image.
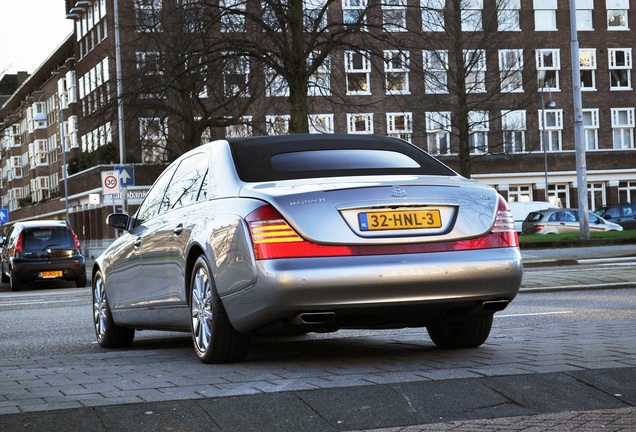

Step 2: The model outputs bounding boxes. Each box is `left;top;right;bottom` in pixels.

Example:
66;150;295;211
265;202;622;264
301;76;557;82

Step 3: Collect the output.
101;170;121;195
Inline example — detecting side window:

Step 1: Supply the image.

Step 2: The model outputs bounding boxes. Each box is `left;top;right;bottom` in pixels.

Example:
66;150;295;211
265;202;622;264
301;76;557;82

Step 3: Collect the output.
160;153;209;213
548;213;558;222
605;206;620;218
134;163;179;227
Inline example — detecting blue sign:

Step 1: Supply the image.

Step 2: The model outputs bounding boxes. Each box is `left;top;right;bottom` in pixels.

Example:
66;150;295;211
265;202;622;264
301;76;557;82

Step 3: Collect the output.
0;208;8;224
116;166;135;186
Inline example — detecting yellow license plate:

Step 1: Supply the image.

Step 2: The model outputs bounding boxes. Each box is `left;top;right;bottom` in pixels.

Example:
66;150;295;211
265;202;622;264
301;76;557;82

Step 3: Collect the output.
358;209;442;231
39;271;63;278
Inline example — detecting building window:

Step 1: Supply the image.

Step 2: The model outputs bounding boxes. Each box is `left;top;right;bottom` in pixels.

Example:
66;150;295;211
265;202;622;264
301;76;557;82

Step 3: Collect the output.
534;0;557;31
426;111;451;155
576;0;594;30
308;54;331;96
508;185;533;202
588;182;605;210
343;0;368;30
347;113;374;134
609;48;632;90
345;51;371;95
266;115;290;135
262;1;282;31
469;111;489;154
582;109;599;150
499;49;524;92
423;50;448;94
607;0;629;30
618;181;636;203
502;110;526;153
180;0;206;32
611;108;635;149
220;0;246;32
223;54;250;97
462;0;483;31
225;116;253;138
265;66;289;97
309;114;334;133
464;49;486;93
579;48;597;90
305;0;328;31
139;117;168;164
386;112;413;142
549;183;569;208
536;48;560;90
421;0;445;32
135;0;162;32
498;0;520;31
384;50;410;94
539;109;563;151
383;0;407;32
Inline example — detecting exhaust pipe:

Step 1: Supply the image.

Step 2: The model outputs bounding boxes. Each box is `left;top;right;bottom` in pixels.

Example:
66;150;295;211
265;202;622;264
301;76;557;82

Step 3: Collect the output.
482;300;509;312
291;312;336;325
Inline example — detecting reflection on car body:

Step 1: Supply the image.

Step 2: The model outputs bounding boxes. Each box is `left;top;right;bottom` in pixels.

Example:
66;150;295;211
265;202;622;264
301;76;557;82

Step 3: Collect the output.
522;208;624;235
92;134;523;363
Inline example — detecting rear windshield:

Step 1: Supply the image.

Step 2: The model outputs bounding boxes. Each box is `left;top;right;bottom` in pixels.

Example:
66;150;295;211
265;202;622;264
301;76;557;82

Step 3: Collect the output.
525;212;544;222
230;135;456;182
22;228;74;252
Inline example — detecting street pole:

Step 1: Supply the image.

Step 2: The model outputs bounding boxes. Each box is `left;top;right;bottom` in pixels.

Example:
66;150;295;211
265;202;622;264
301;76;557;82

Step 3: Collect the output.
114;0;128;215
569;0;590;240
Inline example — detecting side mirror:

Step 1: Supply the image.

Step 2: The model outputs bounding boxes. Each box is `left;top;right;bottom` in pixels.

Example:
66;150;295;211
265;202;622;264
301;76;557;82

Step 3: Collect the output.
107;213;130;230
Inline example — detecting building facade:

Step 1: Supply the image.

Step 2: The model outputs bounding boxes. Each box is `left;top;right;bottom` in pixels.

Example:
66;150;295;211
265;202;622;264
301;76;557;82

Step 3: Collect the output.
1;0;635;255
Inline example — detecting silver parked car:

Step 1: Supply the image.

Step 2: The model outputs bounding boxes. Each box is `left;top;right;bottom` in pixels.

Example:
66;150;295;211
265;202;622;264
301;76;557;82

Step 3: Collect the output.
522;208;623;235
92;135;523;363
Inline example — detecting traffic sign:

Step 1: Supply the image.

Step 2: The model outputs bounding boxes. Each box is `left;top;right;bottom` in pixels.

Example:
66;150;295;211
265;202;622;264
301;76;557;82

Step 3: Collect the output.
0;208;8;224
116;165;135;186
101;170;121;195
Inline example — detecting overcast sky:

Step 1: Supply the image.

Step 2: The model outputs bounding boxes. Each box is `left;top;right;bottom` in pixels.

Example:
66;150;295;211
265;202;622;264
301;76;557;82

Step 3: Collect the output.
0;0;73;76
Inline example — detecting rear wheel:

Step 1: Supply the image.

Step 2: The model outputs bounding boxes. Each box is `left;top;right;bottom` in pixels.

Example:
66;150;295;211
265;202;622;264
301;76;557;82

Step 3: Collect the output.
427;315;493;349
9;270;22;292
190;255;250;364
92;270;135;348
1;266;9;283
75;274;87;288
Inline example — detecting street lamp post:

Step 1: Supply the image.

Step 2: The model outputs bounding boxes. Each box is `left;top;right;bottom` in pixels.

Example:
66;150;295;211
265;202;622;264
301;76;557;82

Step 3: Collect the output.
541;82;557;203
34;93;71;227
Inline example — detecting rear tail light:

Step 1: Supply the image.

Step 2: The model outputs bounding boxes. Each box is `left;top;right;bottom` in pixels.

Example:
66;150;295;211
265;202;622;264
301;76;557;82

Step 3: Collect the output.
15;232;23;254
70;229;81;251
245;200;519;261
246;205;354;259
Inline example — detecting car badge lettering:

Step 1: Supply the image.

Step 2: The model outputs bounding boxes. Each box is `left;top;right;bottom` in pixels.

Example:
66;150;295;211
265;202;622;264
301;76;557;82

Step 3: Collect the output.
390;186;407;197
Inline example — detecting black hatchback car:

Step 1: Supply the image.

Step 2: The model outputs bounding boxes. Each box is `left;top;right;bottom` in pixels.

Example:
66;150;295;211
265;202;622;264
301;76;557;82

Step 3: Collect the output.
593;203;636;230
1;220;86;291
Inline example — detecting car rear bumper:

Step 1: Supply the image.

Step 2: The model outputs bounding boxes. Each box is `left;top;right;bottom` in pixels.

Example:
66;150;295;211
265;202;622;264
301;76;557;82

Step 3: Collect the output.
12;257;86;282
221;247;523;333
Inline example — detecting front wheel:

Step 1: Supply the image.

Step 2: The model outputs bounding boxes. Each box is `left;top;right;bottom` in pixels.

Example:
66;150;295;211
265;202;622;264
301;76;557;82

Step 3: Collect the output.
92;270;135;348
190;255;250;364
427;315;493;349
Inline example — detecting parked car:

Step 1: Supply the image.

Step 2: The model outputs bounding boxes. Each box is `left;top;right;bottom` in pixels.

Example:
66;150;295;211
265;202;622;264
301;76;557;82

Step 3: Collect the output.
92;134;523;364
0;220;86;291
508;201;559;233
593;203;636;230
522;208;623;235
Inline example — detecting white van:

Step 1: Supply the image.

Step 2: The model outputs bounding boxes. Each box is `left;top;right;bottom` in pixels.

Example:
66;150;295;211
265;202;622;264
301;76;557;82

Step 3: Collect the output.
508;201;559;233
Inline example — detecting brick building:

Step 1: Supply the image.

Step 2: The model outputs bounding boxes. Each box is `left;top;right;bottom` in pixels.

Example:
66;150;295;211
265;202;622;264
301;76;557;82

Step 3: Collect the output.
1;0;635;256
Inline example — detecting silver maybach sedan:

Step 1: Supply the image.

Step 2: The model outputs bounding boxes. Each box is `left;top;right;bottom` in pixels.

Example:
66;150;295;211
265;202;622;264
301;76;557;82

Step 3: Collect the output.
92;134;523;363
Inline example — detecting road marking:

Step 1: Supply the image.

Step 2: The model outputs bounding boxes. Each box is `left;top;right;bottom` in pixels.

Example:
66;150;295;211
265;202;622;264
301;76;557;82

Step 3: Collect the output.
496;311;573;318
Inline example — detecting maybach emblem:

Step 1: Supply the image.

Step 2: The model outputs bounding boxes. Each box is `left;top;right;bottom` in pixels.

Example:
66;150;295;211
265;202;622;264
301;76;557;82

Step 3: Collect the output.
390;186;407;197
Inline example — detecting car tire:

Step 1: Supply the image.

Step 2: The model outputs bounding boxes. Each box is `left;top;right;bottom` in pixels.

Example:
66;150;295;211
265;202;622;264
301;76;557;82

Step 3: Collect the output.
75;274;87;288
92;269;135;348
427;315;493;349
1;268;9;283
9;270;22;292
190;255;250;364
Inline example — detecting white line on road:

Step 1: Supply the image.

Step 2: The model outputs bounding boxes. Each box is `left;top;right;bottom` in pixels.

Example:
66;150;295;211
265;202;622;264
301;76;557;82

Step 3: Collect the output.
496;311;573;318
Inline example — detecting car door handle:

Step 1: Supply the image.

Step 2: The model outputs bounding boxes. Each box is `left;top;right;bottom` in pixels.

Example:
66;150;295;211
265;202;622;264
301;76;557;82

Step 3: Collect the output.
134;237;142;248
173;224;184;236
